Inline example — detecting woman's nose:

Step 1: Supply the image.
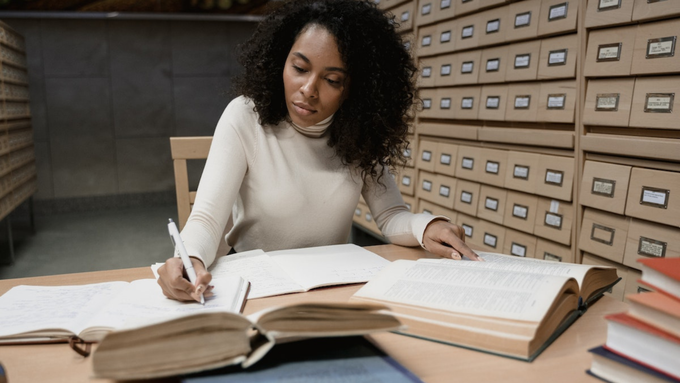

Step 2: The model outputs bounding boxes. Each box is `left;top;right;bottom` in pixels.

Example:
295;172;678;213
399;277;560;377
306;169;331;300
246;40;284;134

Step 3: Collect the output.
300;76;318;99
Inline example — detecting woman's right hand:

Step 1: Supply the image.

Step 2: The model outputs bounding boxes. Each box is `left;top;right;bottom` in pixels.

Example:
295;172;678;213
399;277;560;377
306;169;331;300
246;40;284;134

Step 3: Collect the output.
157;256;213;302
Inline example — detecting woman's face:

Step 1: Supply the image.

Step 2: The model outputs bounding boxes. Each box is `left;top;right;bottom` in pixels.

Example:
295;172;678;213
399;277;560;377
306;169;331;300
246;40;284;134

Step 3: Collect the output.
283;24;349;128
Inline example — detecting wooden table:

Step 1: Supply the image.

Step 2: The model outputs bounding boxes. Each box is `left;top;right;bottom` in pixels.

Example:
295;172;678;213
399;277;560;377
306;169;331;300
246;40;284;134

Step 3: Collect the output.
0;244;627;383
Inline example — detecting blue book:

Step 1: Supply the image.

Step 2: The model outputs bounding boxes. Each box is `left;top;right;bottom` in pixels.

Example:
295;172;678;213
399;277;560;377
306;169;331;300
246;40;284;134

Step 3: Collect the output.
181;336;423;383
587;346;680;383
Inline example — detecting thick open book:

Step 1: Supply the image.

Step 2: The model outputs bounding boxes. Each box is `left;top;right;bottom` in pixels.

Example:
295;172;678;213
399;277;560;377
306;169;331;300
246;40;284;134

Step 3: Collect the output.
349;252;620;361
0;275;249;343
92;302;403;380
153;244;391;299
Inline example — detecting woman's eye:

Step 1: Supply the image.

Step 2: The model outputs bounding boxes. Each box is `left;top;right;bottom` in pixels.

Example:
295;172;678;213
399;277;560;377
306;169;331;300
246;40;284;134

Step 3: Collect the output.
326;78;340;86
293;65;306;73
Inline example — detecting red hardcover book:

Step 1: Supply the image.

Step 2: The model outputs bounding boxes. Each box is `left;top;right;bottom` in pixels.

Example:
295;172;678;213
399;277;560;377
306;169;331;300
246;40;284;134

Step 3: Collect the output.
604;312;680;380
637;258;680;301
627;292;680;337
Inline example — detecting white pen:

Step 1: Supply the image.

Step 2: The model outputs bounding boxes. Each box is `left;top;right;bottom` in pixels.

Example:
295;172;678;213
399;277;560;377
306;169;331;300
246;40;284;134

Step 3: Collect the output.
167;219;205;305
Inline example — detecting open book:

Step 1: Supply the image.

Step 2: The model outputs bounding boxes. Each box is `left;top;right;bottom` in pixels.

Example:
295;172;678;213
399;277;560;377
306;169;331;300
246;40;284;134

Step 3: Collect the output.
92;302;403;380
153;244;391;299
350;252;620;361
0;275;249;343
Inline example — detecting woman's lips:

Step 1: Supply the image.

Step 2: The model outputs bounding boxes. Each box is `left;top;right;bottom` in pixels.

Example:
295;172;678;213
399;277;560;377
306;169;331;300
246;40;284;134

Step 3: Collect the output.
293;102;316;116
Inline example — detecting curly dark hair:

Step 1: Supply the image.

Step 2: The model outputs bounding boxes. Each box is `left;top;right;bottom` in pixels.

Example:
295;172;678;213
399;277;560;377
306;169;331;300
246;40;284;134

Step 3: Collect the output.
234;0;416;184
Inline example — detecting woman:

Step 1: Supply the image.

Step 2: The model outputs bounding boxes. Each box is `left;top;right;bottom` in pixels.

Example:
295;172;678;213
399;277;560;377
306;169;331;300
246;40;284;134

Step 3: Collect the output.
158;0;481;302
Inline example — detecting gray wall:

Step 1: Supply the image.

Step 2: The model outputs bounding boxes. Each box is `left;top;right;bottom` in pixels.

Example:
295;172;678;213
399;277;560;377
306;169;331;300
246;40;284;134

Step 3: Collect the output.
4;17;257;205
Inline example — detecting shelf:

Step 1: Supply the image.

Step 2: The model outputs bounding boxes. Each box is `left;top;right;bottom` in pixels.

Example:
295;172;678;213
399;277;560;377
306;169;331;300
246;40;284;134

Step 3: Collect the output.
580;134;680;163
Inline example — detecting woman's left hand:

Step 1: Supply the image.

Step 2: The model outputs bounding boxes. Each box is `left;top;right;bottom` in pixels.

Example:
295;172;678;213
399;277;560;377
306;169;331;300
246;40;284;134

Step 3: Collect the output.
422;220;483;261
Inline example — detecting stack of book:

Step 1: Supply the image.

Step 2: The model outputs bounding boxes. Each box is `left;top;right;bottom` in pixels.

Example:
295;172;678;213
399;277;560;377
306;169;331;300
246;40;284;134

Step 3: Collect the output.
587;258;680;383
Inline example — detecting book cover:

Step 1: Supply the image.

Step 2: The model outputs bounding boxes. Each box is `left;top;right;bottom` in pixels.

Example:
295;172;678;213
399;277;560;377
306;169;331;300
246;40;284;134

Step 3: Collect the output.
637;258;680;300
627;292;680;337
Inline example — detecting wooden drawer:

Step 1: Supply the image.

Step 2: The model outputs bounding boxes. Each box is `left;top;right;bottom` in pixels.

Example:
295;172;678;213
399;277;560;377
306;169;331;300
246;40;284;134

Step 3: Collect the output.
631;19;680;75
505;151;540;194
535;154;574;202
436;19;458;55
454;14;482;52
477;147;508;187
578;208;630;263
478;6;509;47
451;86;483;120
415;0;437;27
456;213;483;248
538;0;578;37
478;45;509;84
434;0;456;23
433;173;457;209
537;33;578;80
416;24;439;57
506;0;541;42
404;134;416;168
629;76;680;129
624;269;652;301
398;166;416;196
418;88;438;118
354;202;381;236
503;228;538;258
625;167;680;228
632;0;680;22
434;142;458;176
506;40;541;82
454;50;482;85
416;170;438;205
417;56;437;88
505;82;541;122
623;218;680;270
583;78;635;127
584;25;637;78
537;80;576;123
580;161;632;215
455;145;482;182
536;238;573;262
455;0;480;17
582;253;628;301
478;220;506;252
391;1;416;33
504;190;538;234
585;0;634;28
416;139;438;172
454;179;480;217
534;197;573;245
479;85;509;121
477;185;507;225
437;54;458;87
418;199;457;221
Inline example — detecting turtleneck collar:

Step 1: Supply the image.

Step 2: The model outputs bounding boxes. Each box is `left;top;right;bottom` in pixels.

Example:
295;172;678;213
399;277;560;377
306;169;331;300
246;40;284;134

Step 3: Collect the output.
289;114;334;138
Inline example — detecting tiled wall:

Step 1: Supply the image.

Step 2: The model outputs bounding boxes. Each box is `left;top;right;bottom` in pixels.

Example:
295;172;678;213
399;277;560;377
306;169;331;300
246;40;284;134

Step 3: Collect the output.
5;17;256;202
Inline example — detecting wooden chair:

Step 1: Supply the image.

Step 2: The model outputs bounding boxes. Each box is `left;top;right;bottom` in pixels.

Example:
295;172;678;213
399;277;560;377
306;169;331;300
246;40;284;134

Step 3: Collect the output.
169;136;213;230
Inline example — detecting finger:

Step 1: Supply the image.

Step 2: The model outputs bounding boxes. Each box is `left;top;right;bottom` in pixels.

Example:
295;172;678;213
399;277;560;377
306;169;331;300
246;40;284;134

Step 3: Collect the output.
446;234;483;261
157;257;202;302
425;240;462;260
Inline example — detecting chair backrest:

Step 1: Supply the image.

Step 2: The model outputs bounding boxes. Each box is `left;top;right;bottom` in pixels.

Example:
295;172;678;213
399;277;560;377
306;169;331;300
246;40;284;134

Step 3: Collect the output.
170;136;213;230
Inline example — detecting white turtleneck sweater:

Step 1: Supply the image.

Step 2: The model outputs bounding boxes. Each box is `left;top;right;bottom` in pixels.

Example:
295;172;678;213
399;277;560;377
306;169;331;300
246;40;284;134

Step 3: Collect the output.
182;96;441;267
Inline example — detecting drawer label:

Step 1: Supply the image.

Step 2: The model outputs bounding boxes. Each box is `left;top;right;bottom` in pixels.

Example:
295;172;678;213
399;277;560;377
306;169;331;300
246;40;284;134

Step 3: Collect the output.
596;93;620;111
486;58;500;72
548;94;566;109
485;197;499;211
441;0;451;9
598;0;621;10
440;153;452;165
441;64;452;76
515;54;531;68
543;252;562;262
511;243;527;257
422;35;432;47
638;236;667;258
514;165;529;179
423;98;432;109
513;204;529;219
440;31;452;43
548;49;568;66
592;177;616;197
646;36;676;59
403;148;411;158
640;186;669;209
404;202;411;211
545;169;564;186
462;157;474;169
484;233;498;248
365;212;373;222
439;185;450;197
514;95;531;109
355;207;361;216
440;98;451;109
486;96;500;109
486;19;500;34
545;212;563;229
462;224;473;237
422;66;432;78
401;176;411;186
461;97;474;109
401;11;410;22
422;150;432;162
597;43;622;62
423;209;433;215
644;93;674;113
514;12;531;28
461;191;473;204
549;3;568;21
591;223;615;246
486;160;500;174
421;3;432;15
422;180;432;191
461;61;474;73
462;25;474;39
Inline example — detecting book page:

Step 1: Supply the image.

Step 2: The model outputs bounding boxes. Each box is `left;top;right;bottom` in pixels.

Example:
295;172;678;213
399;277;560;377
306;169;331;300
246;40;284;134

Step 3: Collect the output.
266;244;391;291
83;275;249;336
209;250;304;299
0;282;128;339
353;260;572;322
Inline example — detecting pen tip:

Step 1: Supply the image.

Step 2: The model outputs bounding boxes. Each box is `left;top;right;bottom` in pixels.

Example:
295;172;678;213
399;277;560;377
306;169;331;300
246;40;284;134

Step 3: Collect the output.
168;218;173;223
